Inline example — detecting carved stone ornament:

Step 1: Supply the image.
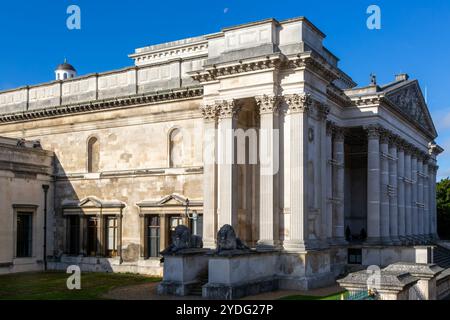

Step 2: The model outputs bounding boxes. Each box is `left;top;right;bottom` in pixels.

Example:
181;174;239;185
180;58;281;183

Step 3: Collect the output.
215;224;250;255
200;104;218;122
160;225;203;255
285;93;312;114
255;95;281;115
217;100;241;119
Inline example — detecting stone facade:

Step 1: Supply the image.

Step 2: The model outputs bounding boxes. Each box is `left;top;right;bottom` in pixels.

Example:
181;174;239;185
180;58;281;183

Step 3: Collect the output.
0;17;444;286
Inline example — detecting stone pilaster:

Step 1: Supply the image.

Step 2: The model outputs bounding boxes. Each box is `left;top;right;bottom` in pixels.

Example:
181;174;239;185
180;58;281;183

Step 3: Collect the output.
255;95;281;250
200;104;219;248
389;136;400;244
380;130;391;244
217;99;241;229
283;93;312;251
366;125;381;244
332;126;346;244
325;121;334;242
397;142;406;243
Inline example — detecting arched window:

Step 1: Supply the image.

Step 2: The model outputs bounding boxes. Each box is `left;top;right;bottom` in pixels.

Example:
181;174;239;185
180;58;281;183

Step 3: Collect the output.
87;137;100;173
169;128;183;168
63;73;68;80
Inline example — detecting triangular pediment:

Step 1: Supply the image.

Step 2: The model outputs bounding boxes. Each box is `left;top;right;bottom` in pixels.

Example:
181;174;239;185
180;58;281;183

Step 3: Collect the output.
79;196;102;208
157;193;188;206
384;81;437;138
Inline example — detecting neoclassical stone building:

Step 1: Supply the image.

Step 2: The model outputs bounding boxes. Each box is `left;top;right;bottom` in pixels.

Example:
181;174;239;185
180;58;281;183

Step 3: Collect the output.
0;17;443;286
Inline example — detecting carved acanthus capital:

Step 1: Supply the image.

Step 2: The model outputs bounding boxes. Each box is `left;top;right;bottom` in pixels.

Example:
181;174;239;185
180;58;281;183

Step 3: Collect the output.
326;121;335;136
217;99;241;119
316;102;330;121
284;93;312;114
379;129;391;144
365;124;382;139
200;104;218;122
333;126;346;142
255;95;281;115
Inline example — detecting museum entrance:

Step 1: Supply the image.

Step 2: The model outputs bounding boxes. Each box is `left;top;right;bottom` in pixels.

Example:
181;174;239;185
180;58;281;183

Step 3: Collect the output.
344;127;368;243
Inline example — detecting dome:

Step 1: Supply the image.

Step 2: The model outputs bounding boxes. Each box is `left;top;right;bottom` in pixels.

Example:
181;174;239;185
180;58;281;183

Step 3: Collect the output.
55;59;76;72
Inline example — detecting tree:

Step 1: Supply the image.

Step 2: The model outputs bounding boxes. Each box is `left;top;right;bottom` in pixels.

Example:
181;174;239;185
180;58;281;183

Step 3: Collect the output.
437;178;450;239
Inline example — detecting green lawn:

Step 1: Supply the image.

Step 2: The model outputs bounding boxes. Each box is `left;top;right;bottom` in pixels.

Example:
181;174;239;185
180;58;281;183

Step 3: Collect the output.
279;291;346;300
0;271;161;300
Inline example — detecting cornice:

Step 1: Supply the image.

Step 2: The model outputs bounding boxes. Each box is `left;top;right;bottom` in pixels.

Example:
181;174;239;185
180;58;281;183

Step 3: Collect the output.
0;87;203;124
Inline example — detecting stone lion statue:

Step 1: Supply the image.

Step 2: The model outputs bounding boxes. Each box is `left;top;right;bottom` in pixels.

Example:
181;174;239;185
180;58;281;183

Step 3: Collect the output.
216;224;250;253
160;225;203;255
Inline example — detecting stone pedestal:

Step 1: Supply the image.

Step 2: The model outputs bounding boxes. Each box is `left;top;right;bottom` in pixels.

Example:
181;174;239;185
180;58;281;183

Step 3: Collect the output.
157;249;211;296
203;252;279;300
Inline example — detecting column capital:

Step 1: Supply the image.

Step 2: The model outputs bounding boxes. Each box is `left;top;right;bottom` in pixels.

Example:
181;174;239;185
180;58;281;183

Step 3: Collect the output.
216;99;241;119
316;102;330;121
200;104;218;122
365;124;382;139
255;94;281;115
326;121;335;136
379;129;391;144
333;126;346;142
284;93;312;114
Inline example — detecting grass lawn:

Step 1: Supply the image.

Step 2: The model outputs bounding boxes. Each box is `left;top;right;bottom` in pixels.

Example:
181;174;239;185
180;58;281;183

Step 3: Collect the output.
0;271;161;300
279;291;346;300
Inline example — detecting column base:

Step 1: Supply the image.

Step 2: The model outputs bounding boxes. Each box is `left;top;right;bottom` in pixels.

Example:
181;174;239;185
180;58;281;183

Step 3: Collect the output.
328;237;348;247
365;237;382;245
202;239;216;249
390;236;403;246
283;239;327;252
256;240;282;252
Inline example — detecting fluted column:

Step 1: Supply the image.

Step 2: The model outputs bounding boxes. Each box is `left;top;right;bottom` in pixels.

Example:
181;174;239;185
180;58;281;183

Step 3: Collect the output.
333;126;346;243
423;159;430;241
411;151;419;242
256;95;281;249
380;131;391;243
200;104;219;248
325;122;333;242
217;100;241;228
417;157;425;242
397;142;406;243
428;163;438;239
389;136;400;244
283;94;311;251
366;125;381;244
404;148;413;242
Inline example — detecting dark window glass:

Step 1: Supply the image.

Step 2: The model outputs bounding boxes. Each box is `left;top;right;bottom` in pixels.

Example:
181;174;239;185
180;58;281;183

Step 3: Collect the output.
17;213;32;257
87;217;98;256
68;216;80;255
169;216;183;246
106;217;118;257
348;248;362;265
146;216;160;258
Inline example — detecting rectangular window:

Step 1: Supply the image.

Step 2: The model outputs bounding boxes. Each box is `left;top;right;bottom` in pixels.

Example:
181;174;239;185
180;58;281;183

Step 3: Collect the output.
169;216;183;246
146;215;160;258
67;216;80;255
106;216;118;257
16;213;33;257
348;248;363;265
87;217;98;257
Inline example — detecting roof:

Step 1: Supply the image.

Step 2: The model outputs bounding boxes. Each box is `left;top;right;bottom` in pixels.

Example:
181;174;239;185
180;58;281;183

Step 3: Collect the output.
55;60;76;72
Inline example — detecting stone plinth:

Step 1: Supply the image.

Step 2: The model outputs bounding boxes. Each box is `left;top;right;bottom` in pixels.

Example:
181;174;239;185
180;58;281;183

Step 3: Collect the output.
157;249;211;296
337;269;418;300
203;251;279;300
384;263;443;300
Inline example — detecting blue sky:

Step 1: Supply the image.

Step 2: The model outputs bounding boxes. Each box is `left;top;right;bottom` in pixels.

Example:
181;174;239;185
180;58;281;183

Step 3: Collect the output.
0;0;449;179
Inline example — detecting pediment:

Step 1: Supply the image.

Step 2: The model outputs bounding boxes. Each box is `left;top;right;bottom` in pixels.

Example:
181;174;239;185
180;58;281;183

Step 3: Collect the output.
385;81;437;138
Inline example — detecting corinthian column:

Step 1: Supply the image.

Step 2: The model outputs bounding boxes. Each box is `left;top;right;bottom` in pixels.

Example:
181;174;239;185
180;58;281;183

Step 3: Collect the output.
366;125;381;244
423;158;430;241
256;95;281;250
217;99;241;229
333;126;346;243
325;121;333;242
417;155;425;242
389;136;400;244
380;130;391;244
397;141;406;243
411;150;419;242
200;104;218;248
404;147;413;243
283;93;311;251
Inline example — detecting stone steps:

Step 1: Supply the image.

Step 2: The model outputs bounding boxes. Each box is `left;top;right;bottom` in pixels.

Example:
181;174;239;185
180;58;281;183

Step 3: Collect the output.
434;245;450;269
189;275;208;296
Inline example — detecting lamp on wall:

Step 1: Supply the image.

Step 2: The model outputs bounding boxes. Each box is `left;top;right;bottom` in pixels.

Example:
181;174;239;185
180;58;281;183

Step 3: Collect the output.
184;199;199;235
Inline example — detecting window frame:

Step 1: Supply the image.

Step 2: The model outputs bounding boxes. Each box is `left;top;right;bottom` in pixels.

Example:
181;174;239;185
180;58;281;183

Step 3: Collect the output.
13;205;37;259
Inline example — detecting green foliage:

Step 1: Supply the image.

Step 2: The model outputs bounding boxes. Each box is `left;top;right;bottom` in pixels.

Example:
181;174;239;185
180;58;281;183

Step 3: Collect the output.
437;178;450;239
